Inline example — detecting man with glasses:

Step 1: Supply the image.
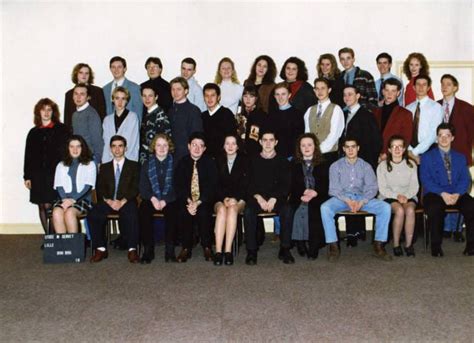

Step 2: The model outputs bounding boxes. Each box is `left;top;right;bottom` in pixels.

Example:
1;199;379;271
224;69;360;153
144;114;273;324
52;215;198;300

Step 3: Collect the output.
420;123;474;257
321;136;392;262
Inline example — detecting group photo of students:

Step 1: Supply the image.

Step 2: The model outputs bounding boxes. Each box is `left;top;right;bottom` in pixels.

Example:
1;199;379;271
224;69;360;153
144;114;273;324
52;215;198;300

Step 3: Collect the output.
23;49;474;266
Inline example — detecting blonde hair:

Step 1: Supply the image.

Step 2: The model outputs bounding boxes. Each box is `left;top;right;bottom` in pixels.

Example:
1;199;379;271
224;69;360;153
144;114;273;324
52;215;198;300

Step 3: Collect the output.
214;57;240;84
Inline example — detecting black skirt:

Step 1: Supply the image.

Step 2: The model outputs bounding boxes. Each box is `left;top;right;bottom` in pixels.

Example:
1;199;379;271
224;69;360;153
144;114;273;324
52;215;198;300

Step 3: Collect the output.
29;170;57;204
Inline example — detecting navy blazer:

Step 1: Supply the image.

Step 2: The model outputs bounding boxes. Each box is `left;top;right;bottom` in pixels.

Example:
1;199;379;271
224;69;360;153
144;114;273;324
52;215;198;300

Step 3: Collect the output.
420;147;470;196
103;78;142;122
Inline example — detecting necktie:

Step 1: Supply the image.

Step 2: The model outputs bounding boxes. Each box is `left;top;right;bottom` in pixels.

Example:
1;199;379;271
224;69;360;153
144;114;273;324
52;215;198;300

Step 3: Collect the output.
444;102;450;123
114;164;121;200
344;73;349;85
378;78;384;101
191;160;200;202
317;103;323;118
411;102;420;147
443;153;452;184
345;110;352;135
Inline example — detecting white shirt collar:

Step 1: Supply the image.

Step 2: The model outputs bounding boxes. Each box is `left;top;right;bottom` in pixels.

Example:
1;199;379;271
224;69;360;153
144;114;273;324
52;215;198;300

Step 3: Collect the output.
147;104;159;113
349;103;361;114
114;158;125;172
77;102;90;111
208;104;221;116
113;77;125;86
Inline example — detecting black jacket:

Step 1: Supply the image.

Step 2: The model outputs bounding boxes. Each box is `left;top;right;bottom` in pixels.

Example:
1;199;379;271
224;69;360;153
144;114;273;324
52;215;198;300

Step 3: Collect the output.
215;153;249;202
96;159;139;202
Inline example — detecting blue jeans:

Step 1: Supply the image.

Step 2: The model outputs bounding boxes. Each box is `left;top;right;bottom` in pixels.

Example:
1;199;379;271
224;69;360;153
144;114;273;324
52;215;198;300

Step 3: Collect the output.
321;196;391;243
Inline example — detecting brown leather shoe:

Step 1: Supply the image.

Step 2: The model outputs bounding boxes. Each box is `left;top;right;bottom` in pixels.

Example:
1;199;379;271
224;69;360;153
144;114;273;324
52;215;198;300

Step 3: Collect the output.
90;249;108;263
373;241;393;261
177;248;191;263
327;243;340;262
128;250;140;264
203;247;214;262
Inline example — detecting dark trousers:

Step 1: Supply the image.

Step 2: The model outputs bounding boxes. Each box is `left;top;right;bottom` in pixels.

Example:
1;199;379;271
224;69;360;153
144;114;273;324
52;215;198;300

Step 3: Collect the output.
139;200;178;253
290;197;327;252
244;198;291;251
424;192;474;246
179;202;212;250
88;200;139;250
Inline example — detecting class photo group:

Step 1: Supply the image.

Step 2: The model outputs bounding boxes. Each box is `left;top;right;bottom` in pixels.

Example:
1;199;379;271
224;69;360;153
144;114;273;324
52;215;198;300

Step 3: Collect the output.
23;48;474;266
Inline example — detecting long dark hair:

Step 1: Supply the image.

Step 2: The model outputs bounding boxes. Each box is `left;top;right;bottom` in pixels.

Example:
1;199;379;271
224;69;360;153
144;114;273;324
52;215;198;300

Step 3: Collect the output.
63;135;93;166
386;135;413;172
294;133;323;166
279;57;309;82
245;55;277;85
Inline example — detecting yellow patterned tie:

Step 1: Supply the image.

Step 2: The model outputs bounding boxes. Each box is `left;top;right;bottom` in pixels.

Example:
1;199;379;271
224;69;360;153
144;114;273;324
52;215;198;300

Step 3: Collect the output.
191;160;200;202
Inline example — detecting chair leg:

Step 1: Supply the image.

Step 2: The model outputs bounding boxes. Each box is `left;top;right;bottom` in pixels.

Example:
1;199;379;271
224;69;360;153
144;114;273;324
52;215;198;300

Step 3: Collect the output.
423;214;428;252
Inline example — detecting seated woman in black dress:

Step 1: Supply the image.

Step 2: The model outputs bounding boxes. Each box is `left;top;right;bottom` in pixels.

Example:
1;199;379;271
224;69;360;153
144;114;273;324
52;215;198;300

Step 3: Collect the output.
213;134;249;265
52;135;96;234
139;133;178;263
24;98;69;236
288;133;329;259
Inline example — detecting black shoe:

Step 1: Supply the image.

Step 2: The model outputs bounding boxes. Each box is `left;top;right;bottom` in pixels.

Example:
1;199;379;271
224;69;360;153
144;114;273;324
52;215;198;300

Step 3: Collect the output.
224;252;234;265
214;253;223;266
463;242;474;256
347;236;357;247
278;247;295;264
245;250;257;265
141;247;155;264
431;245;444;257
453;231;465;243
404;245;415;257
393;246;403;257
165;252;176;263
296;241;307;257
307;248;319;260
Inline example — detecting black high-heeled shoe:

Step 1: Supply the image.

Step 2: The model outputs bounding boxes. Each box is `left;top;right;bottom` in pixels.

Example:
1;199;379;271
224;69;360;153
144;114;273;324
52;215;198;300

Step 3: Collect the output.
404;245;415;257
393;246;403;257
224;252;234;265
214;252;223;266
296;241;307;257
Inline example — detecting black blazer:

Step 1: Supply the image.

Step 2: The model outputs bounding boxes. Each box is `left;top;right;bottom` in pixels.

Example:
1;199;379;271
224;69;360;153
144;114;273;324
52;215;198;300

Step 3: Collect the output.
288;160;329;207
339;106;382;170
96;159;139;202
175;154;217;204
215;153;249;202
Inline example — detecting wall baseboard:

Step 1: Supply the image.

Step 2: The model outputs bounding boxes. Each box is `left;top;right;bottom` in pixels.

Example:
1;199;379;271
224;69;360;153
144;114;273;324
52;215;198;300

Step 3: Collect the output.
0;224;44;235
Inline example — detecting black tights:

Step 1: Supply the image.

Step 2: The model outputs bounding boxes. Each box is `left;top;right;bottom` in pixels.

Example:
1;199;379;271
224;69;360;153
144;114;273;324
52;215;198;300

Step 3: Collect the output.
38;203;52;234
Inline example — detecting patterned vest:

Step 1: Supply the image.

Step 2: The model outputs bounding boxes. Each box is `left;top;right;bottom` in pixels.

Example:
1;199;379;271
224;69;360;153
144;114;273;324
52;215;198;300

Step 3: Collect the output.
309;103;338;152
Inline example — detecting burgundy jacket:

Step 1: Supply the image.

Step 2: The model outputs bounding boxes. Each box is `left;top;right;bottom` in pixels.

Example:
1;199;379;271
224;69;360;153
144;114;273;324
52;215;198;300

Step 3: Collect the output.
373;105;413;153
438;97;474;166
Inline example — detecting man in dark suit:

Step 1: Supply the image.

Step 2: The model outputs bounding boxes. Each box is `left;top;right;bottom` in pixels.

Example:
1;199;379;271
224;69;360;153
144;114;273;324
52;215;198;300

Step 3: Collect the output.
420;123;474;257
373;78;413;161
174;132;218;262
438;74;474;166
339;85;382;170
88;135;140;263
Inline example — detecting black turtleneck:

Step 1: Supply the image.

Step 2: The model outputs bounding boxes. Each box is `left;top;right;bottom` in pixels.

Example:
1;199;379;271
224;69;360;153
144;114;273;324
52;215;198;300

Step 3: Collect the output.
381;101;398;133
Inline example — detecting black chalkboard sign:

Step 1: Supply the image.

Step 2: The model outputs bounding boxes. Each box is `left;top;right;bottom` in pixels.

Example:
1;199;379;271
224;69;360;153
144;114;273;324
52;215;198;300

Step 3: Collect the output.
43;233;85;263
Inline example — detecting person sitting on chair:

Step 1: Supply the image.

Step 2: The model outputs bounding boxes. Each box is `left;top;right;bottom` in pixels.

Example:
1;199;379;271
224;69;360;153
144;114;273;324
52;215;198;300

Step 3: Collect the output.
244;130;292;265
420;123;474;257
320;136;392;262
213;134;249;266
88;135;140;263
175;132;218;262
377;135;419;257
52;135;96;234
288;133;329;260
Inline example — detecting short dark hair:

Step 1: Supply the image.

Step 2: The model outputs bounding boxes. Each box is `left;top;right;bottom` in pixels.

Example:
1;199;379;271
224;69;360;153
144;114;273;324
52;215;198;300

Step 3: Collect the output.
383;78;402;91
414;74;432;87
259;129;277;141
242;85;259;98
313;77;331;88
440;74;459;88
110;135;127;147
343;85;360;94
279;57;309;82
141;85;156;96
170;77;189;90
437;123;456;136
145;57;162;69
342;136;359;146
73;83;89;96
188;131;206;145
181;57;197;68
338;47;355;58
376;52;392;64
203;83;221;97
109;56;127;68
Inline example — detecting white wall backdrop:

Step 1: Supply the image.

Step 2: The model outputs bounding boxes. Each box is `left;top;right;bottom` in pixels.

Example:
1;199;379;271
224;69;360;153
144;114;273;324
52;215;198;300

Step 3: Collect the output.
1;0;473;232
